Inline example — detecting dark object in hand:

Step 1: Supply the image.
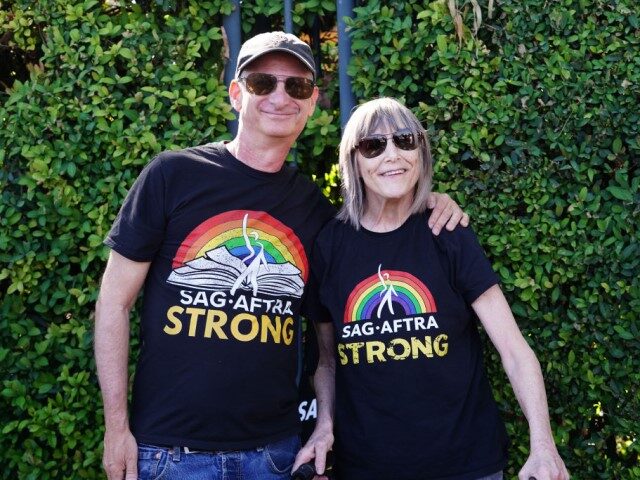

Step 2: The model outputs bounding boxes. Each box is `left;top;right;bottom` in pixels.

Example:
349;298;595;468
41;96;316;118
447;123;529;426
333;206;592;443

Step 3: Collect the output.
291;452;334;480
291;461;316;480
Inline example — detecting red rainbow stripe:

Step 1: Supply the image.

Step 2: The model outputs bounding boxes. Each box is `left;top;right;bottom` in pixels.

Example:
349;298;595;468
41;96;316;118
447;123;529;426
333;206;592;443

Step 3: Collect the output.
344;270;436;323
172;210;308;281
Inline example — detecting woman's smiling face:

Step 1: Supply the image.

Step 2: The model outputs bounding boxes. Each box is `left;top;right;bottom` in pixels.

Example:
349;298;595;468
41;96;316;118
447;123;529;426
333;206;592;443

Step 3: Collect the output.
356;125;421;206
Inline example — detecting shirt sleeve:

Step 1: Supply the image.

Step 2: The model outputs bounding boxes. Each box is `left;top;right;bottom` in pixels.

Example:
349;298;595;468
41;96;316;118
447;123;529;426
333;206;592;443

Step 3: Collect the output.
435;225;499;305
104;155;168;261
301;232;332;323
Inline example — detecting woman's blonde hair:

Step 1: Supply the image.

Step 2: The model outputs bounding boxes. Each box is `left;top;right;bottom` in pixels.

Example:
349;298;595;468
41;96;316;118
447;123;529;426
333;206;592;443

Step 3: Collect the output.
337;97;434;229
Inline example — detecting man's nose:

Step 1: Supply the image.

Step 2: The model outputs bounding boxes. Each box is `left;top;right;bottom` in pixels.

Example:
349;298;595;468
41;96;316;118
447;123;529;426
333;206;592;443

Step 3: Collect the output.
269;80;291;103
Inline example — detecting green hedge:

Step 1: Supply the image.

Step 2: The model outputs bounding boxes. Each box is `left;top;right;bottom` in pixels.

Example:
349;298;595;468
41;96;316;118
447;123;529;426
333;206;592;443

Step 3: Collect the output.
1;0;638;478
349;1;639;478
0;1;233;477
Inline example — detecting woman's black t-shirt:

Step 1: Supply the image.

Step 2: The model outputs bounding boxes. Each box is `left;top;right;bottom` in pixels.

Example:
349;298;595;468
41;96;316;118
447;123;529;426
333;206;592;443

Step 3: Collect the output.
308;213;509;480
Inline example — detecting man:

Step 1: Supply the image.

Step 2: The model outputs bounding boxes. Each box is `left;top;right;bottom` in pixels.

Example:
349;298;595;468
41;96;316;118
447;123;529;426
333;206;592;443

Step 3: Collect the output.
95;31;468;480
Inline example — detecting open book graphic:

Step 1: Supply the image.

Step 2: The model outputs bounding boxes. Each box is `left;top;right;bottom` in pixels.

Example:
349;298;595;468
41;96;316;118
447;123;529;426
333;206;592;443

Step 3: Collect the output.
167;246;304;297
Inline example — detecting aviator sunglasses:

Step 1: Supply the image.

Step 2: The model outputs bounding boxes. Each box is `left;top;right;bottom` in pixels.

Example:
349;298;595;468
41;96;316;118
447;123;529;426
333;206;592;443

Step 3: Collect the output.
238;72;316;100
355;129;423;158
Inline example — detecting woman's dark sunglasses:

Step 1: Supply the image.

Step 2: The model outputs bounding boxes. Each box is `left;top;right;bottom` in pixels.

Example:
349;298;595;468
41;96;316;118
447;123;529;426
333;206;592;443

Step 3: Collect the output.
238;72;316;100
355;129;423;158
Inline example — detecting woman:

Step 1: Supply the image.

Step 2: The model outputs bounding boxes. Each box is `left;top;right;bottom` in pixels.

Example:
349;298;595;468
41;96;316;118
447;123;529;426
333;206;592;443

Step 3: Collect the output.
295;98;569;480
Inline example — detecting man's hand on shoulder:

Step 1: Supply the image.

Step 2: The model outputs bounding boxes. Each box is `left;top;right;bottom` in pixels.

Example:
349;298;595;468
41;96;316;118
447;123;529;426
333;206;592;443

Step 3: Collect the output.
427;192;469;235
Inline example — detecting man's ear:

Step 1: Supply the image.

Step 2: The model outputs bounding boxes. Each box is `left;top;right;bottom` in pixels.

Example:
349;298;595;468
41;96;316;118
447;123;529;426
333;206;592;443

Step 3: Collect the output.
229;80;242;112
308;85;320;117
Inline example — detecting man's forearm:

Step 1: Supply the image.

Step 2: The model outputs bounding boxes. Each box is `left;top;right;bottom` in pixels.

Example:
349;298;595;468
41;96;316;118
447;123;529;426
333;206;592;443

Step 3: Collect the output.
95;301;132;430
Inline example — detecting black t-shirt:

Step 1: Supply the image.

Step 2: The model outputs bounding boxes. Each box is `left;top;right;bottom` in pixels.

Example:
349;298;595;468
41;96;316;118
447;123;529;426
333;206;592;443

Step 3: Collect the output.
105;142;335;450
308;213;509;480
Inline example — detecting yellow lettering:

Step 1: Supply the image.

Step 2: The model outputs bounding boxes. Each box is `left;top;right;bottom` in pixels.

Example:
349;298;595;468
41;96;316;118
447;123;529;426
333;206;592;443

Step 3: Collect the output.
387;338;411;360
345;342;365;365
204;310;228;339
366;341;386;363
282;317;294;345
434;334;449;356
185;307;206;337
230;313;259;342
161;307;317;347
261;315;281;343
411;336;433;358
338;344;348;366
337;336;447;365
164;306;183;335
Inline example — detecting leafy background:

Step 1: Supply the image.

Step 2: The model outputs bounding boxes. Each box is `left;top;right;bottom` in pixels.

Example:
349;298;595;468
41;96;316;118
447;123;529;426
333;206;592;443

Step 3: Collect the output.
1;0;638;478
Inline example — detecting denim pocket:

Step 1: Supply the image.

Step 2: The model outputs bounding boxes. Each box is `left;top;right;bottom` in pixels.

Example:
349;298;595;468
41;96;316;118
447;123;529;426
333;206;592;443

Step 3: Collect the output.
263;435;301;474
137;443;169;480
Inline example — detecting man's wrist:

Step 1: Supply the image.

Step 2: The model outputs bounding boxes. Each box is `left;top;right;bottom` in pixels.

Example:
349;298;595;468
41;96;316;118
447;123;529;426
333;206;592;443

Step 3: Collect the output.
104;414;130;432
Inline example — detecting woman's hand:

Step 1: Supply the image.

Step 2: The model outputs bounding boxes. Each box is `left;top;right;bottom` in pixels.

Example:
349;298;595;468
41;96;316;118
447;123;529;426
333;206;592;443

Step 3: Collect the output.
519;440;570;480
292;423;334;479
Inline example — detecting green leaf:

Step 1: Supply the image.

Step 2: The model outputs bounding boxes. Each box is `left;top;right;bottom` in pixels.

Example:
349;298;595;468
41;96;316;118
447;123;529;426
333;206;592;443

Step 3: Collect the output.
613;326;634;340
119;48;133;60
607;186;633;202
612;137;622;153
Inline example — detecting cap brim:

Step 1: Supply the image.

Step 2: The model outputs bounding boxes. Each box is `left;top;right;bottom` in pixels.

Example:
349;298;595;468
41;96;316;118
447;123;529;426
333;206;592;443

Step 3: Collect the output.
238;49;316;80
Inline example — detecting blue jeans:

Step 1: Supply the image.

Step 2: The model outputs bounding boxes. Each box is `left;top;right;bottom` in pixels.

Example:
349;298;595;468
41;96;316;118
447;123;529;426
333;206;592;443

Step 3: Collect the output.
137;435;300;480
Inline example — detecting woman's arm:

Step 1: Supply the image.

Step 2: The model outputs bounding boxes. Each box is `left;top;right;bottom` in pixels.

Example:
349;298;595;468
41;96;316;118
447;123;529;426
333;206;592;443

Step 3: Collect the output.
472;285;570;480
292;321;336;476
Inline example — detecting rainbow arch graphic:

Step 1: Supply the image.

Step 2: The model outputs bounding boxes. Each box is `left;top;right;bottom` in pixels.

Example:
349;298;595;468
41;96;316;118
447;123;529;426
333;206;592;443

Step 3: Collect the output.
344;270;436;323
172;210;308;281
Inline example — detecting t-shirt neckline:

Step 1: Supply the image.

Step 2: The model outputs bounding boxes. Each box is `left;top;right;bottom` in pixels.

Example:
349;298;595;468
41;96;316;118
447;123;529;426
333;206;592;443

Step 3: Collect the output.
210;141;292;181
358;212;424;237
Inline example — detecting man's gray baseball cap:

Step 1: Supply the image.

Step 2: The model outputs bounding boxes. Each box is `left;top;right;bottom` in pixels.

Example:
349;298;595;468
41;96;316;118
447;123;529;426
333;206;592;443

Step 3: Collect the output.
235;31;316;80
